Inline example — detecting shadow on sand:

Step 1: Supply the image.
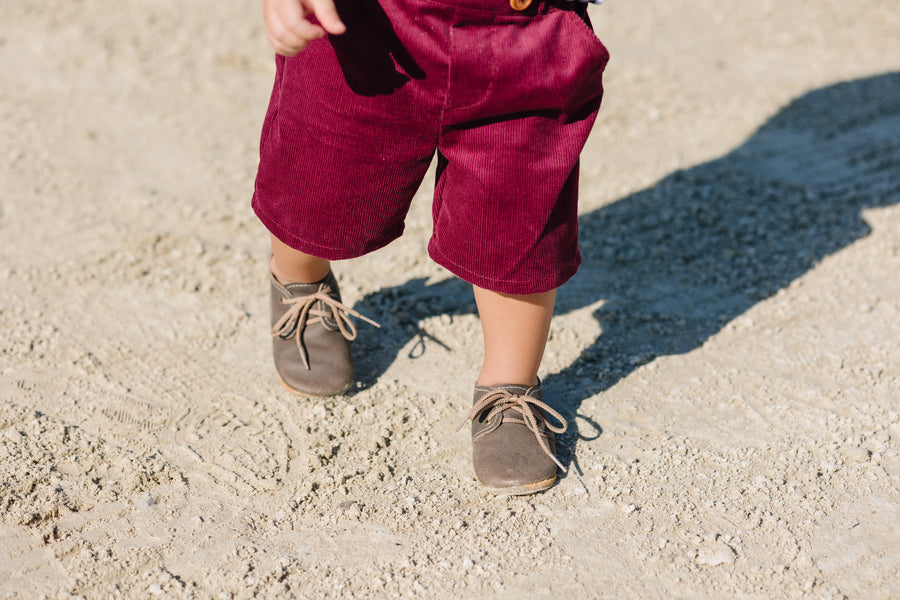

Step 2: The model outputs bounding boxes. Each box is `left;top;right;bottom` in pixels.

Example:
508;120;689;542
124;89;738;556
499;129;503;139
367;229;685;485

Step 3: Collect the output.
351;72;900;469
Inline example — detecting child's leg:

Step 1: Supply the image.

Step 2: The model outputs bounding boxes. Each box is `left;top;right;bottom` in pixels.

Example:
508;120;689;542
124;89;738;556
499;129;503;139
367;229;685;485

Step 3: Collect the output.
468;286;566;495
267;234;358;397
270;234;331;284
473;286;555;387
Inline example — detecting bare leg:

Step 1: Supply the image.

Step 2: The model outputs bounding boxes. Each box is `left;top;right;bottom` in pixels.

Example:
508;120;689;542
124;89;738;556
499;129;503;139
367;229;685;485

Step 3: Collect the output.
473;286;556;387
269;234;331;284
266;234;357;396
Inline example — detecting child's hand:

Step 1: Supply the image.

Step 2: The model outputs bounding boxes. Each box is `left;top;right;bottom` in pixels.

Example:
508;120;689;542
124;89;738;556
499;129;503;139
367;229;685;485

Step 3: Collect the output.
263;0;346;56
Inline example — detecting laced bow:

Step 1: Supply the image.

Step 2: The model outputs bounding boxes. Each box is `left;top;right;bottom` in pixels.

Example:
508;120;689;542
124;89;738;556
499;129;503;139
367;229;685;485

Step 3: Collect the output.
272;284;379;370
458;388;569;472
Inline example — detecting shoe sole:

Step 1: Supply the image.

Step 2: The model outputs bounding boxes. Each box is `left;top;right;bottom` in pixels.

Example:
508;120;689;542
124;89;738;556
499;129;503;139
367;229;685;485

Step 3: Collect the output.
276;372;352;398
478;476;557;496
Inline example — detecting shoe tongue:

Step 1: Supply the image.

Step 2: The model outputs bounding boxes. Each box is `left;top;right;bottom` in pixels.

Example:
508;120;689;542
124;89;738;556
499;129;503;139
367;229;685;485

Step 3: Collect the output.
275;271;334;295
498;384;534;395
285;273;341;302
284;280;321;295
474;383;541;403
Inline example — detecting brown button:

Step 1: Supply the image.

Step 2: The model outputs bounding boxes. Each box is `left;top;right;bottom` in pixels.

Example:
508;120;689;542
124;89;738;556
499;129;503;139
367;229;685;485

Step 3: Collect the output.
510;0;532;11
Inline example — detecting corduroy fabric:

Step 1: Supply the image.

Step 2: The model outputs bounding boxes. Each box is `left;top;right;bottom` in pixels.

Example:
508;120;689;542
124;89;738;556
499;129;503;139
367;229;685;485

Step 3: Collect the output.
252;0;609;295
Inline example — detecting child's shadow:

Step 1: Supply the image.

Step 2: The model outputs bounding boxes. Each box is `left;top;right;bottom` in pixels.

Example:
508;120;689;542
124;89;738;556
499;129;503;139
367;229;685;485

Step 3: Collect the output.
351;72;900;470
351;276;478;385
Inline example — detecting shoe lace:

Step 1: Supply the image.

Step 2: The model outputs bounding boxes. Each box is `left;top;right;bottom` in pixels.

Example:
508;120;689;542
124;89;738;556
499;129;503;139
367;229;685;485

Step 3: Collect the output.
272;283;380;370
458;388;569;472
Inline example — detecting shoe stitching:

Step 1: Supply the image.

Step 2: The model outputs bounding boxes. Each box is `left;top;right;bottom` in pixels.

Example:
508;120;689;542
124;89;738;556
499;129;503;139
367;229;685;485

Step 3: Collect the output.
458;388;569;472
272;283;380;370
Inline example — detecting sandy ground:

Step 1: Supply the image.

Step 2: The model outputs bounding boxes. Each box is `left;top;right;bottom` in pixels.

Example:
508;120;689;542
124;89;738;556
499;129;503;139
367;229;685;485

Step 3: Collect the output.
1;0;899;598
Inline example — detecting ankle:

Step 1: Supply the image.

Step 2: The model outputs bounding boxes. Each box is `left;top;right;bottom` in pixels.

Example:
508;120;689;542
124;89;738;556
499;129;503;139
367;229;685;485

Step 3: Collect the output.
269;254;331;285
270;235;332;284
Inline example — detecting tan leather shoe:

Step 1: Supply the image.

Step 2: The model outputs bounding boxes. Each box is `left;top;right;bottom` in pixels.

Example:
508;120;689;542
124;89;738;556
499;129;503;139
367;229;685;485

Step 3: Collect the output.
270;272;378;397
461;382;568;495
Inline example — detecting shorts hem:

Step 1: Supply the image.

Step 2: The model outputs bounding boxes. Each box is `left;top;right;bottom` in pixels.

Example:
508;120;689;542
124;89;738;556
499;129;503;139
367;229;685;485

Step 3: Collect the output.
428;242;580;295
253;196;402;260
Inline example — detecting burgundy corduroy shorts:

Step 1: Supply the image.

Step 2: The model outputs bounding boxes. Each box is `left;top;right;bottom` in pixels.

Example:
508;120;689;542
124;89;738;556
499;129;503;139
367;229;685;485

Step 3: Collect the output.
252;0;609;294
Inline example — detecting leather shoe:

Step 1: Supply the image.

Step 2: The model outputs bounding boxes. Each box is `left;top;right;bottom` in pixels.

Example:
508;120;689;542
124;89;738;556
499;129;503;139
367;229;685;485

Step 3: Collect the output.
270;272;377;396
460;381;568;495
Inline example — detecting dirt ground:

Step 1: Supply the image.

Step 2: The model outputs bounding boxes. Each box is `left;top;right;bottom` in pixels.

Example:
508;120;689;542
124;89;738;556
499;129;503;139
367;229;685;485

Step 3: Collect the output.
1;0;899;598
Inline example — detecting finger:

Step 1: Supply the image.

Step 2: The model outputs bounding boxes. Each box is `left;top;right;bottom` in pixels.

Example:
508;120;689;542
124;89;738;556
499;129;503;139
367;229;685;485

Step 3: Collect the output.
267;32;305;57
304;0;346;35
290;16;327;43
267;18;325;56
